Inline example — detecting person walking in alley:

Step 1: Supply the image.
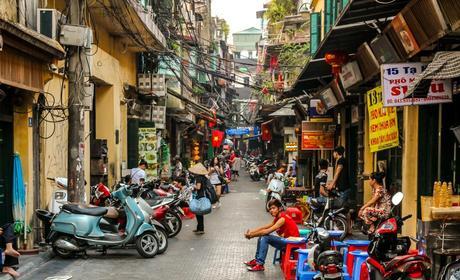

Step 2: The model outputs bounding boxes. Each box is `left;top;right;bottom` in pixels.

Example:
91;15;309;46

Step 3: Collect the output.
231;152;242;182
208;157;224;208
244;199;300;272
314;159;330;200
0;223;20;278
359;172;391;234
130;159;147;185
188;163;210;235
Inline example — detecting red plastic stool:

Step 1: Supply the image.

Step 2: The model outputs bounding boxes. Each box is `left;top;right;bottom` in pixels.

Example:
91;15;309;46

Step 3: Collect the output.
285;207;303;224
282;240;307;280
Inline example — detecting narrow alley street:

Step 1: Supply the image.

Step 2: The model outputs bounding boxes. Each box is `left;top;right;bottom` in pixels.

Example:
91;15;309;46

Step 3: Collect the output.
21;174;283;280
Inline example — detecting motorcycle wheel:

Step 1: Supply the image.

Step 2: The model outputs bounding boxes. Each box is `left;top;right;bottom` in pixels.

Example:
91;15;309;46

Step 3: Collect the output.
135;231;159;258
164;212;182;238
324;216;348;241
155;227;169;254
52;235;78;259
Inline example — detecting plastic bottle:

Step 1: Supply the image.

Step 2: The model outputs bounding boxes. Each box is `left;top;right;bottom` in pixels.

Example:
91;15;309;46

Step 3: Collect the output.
440;182;448;207
447;182;453;207
433;181;441;207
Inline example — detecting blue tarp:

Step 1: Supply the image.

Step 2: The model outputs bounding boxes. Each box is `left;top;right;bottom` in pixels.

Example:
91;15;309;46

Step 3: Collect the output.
226;128;250;136
13;154;26;223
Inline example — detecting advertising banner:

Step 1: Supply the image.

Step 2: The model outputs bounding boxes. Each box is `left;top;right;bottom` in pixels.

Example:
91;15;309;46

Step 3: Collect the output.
138;127;158;178
381;63;452;106
301;132;334;150
367;86;399;153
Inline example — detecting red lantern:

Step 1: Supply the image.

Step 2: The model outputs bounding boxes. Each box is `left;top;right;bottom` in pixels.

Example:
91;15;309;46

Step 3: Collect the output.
261;122;272;142
325;51;348;77
211;130;224;147
208;110;217;128
261;87;269;95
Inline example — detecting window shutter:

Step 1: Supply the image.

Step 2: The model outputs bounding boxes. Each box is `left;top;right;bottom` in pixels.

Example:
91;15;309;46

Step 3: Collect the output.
332;0;337;25
324;0;333;33
310;12;322;55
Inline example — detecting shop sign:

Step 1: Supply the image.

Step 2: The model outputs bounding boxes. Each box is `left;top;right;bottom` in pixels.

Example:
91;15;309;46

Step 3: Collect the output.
138;127;158;178
301;131;334;150
381;63;452;106
309;99;334;122
367;86;399;153
285;142;298;152
226;127;250;136
301;120;335;151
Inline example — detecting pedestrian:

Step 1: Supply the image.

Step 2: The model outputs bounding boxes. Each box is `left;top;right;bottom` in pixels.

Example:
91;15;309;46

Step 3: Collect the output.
327;146;350;200
0;223;20;278
173;156;183;179
243;199;300;272
232;152;242;181
222;159;231;195
130;159;148;185
359;172;391;234
314;159;330;204
291;156;297;178
188;163;210;235
208;156;224;208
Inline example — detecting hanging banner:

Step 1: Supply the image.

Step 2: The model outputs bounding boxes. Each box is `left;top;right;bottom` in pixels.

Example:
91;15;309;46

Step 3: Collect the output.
381;63;452;106
138;127;158;178
226;128;250;136
367;86;399;153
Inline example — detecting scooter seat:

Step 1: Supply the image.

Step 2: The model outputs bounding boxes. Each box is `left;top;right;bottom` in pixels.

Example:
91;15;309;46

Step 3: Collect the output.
62;204;108;216
145;198;165;207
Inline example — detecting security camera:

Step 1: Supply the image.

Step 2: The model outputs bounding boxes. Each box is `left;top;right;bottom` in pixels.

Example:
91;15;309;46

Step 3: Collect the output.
48;63;58;72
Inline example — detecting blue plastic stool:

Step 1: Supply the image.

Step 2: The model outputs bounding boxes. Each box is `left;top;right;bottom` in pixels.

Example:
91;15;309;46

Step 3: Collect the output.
350;250;368;280
296;248;317;280
327;230;344;240
273;248;282;264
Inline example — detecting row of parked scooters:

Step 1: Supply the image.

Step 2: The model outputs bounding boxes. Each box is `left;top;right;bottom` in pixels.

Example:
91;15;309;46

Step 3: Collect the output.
35;177;193;258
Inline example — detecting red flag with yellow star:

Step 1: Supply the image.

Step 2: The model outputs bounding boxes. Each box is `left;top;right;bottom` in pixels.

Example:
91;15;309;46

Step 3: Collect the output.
211;130;224;147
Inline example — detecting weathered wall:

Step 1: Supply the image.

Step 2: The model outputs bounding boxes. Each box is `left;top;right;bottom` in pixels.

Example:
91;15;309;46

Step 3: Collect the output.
0;0;18;22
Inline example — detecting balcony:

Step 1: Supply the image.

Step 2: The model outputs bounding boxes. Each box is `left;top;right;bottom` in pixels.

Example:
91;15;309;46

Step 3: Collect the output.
267;12;310;46
88;0;166;51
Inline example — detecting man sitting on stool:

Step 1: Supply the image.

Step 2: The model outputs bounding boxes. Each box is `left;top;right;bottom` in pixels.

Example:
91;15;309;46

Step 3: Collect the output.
244;199;299;272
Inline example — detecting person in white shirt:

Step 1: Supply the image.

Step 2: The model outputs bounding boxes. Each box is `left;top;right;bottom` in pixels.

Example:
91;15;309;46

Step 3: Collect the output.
130;159;147;185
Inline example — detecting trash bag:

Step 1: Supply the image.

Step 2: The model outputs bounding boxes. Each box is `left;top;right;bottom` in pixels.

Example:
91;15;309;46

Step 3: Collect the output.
189;197;212;215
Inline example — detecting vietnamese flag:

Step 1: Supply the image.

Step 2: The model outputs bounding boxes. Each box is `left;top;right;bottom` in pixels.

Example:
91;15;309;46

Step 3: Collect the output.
211;130;225;147
261;122;272;141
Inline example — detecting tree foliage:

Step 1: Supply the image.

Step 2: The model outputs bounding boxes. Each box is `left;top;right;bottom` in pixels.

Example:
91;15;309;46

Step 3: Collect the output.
265;0;297;23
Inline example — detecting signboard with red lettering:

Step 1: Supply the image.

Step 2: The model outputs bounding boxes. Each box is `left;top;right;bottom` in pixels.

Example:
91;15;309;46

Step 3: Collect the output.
301;131;335;151
381;63;452;106
367;86;399;153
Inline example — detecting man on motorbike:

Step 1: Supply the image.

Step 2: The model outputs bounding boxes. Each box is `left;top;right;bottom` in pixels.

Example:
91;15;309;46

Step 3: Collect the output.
314;159;330;204
244;199;299;272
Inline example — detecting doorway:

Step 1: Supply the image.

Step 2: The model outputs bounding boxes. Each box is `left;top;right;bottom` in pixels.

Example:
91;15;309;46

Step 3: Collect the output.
0;121;13;225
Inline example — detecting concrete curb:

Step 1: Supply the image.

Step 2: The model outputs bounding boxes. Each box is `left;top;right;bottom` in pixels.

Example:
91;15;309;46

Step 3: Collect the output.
0;250;54;279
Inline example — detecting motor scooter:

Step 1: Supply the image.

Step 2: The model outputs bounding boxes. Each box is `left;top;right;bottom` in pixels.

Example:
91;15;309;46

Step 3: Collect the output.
44;184;160;258
265;172;285;211
307;228;346;280
360;192;431;280
249;162;261;181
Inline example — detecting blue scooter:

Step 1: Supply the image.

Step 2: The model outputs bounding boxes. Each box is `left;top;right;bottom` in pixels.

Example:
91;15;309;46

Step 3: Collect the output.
47;184;160;258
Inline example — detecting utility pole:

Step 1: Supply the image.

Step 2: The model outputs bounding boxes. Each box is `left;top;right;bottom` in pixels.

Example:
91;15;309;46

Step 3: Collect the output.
67;0;87;203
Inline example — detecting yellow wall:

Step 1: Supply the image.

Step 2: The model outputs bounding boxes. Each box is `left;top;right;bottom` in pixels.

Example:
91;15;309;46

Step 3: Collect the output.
311;0;326;39
13;95;34;247
401;106;419;238
0;0;17;22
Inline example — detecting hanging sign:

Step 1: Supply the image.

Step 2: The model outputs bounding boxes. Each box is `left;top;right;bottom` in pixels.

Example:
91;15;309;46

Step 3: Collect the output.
285;142;298;152
301;131;334;150
226;128;250;136
381;63;452;106
367;86;399;153
138;127;158;178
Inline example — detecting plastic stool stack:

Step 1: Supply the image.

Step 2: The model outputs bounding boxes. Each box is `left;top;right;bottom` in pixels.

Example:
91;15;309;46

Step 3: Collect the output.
295;248;351;280
344;240;370;276
286;207;303;224
350;250;369;280
282;239;307;280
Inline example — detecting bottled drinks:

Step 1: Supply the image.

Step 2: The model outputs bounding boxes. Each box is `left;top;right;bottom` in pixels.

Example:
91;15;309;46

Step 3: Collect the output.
440;182;448;207
447;182;453;207
434;181;441;207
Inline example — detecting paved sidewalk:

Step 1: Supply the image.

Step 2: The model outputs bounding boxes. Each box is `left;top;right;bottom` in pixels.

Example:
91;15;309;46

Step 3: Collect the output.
17;173;284;280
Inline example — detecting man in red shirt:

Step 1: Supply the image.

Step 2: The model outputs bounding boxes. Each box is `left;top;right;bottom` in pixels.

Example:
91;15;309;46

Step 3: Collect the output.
244;199;300;272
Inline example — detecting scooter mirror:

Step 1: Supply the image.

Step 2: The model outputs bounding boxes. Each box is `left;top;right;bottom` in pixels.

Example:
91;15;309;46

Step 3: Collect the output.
392;192;404;206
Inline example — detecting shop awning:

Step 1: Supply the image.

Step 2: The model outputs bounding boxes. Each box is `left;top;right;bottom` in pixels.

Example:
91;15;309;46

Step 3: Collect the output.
290;0;409;95
406;51;460;97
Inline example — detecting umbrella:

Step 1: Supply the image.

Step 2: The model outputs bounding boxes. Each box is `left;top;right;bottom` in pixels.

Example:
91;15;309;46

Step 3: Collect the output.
13;153;27;236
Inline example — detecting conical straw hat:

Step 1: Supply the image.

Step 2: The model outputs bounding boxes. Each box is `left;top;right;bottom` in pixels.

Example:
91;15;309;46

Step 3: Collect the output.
188;163;208;176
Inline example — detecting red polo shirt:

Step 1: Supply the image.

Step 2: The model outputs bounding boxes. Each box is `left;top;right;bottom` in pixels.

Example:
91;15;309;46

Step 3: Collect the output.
274;212;299;238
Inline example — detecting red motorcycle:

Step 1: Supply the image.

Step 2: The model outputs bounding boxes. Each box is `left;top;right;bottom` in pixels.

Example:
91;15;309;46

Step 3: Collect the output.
90;183;111;206
360;192;431;280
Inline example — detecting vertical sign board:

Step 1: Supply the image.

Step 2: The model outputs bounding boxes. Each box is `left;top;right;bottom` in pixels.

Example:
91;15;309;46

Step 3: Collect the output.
367;86;399;153
138;127;158;178
381;63;452;106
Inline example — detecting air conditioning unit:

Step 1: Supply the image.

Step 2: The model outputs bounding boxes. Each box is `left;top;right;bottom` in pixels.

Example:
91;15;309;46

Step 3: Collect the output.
37;9;65;40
